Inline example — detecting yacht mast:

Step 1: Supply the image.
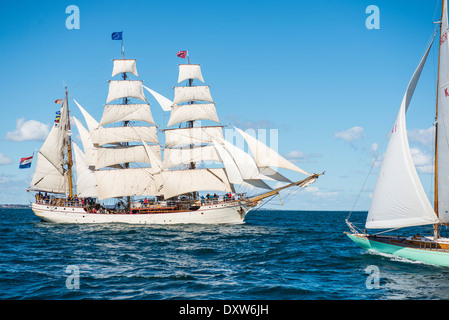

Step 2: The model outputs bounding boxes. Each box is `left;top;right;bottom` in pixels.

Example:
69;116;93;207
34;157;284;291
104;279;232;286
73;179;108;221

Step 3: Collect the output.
435;0;445;238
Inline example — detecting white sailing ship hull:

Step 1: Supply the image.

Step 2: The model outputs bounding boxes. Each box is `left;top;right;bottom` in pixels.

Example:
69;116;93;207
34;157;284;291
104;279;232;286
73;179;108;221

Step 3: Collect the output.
31;201;254;225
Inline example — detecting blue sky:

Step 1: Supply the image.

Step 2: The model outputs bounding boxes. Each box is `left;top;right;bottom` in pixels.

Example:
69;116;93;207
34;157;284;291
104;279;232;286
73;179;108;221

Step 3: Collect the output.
0;0;442;210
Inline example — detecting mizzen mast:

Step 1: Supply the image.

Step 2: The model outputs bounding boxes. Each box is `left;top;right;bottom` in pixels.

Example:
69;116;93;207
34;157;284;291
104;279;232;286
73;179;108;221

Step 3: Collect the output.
65;85;74;199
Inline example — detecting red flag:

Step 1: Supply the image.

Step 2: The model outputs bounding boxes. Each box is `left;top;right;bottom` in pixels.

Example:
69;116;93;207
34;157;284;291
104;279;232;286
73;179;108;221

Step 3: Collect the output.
55;99;63;104
177;50;187;59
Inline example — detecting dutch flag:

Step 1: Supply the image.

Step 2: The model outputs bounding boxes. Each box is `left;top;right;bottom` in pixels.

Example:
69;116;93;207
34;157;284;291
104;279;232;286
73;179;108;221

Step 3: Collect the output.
19;156;33;169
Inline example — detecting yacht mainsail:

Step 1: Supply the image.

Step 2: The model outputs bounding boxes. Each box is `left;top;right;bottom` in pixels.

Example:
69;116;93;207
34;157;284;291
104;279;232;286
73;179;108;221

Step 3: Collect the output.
365;38;438;229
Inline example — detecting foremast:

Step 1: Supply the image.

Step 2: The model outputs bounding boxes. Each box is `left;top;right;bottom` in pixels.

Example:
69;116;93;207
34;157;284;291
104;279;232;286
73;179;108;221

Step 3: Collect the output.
161;53;232;199
187;55;197;198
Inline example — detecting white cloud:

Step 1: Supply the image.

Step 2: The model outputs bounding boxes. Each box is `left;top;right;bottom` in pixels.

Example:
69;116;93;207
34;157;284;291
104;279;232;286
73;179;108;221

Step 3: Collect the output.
410;147;433;174
284;150;321;164
371;153;384;168
302;186;339;198
0;153;12;165
285;150;306;160
5;118;49;142
370;143;382;166
408;126;434;147
225;115;275;130
273;182;338;199
410;147;431;166
371;147;433;173
334;126;365;142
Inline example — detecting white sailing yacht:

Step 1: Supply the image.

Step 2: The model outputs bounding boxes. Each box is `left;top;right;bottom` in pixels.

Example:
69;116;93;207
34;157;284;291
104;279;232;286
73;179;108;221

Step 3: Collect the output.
346;1;449;266
29;46;322;224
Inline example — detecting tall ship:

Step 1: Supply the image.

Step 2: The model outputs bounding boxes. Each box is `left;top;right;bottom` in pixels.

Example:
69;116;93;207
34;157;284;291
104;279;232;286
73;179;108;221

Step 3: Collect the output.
28;43;322;225
346;1;449;266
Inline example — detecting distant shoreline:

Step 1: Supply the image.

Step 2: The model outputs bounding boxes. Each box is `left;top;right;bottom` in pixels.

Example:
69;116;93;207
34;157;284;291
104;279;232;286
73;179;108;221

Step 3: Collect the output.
0;204;31;209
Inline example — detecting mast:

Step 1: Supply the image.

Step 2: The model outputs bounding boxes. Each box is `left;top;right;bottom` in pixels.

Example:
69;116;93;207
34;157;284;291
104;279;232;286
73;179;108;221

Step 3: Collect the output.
65;86;74;198
92;40;160;203
122;43;131;210
164;56;232;199
187;57;196;198
435;0;445;238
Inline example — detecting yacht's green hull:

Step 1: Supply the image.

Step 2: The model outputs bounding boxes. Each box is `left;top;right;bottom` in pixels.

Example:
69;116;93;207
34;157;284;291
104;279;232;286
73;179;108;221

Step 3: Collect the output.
346;233;449;267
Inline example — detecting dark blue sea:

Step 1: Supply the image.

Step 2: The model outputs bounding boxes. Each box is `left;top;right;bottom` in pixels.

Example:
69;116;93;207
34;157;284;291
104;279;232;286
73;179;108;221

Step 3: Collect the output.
1;208;449;303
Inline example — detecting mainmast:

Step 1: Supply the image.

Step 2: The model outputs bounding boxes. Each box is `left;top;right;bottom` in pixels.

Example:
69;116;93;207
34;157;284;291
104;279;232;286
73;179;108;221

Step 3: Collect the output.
91;35;160;203
121;42;131;210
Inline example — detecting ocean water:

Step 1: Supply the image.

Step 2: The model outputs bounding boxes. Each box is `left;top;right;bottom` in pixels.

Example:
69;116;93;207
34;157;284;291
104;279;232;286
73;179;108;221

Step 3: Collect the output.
1;207;449;301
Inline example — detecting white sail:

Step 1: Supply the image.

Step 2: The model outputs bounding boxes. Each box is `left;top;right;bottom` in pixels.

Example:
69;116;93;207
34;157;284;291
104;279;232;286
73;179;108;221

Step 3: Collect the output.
73;98;99;132
234;127;311;176
96;168;162;200
73;117;97;167
212;139;244;185
243;179;272;190
161;168;232;199
219;138;278;181
91;126;158;146
106;80;147;103
95;145;161;169
100;104;155;126
31;101;68;185
438;1;449;223
112;59;138;77
213;140;271;190
165;126;223;147
178;64;204;83
143;85;173;111
167;103;219;127
365;39;439;229
30;152;67;194
173;86;214;105
73;143;98;197
163;145;221;169
141;140;163;174
258;167;291;183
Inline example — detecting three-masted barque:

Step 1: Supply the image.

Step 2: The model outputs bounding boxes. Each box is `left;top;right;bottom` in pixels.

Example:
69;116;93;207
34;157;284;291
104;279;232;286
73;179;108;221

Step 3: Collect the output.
28;43;322;224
